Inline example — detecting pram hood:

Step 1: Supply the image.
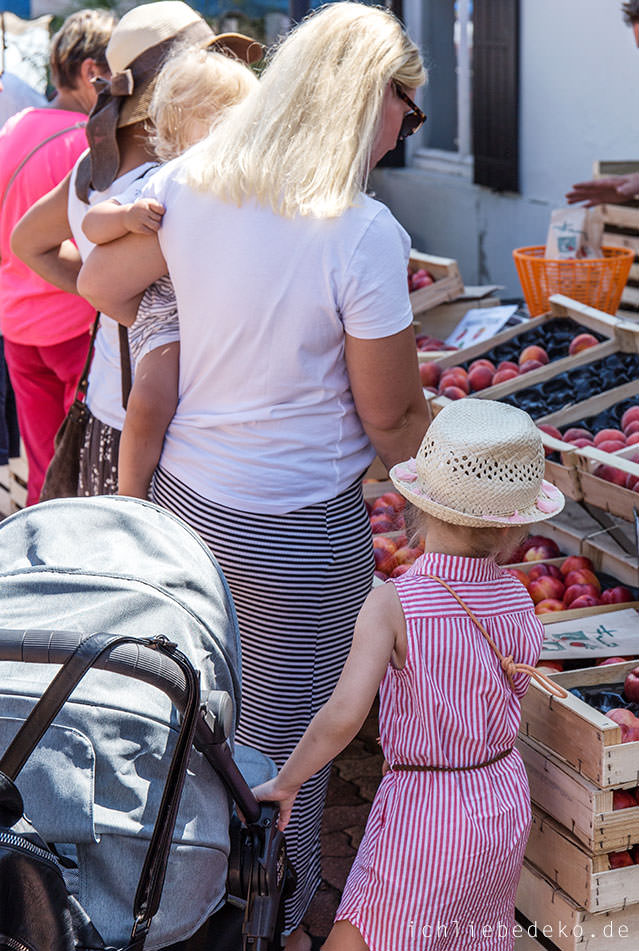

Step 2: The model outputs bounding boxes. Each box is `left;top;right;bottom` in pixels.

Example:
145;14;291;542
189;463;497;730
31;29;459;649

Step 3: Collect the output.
0;496;265;949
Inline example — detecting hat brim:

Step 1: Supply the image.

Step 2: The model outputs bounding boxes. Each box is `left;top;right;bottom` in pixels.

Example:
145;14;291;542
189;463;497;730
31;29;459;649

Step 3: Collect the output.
390;465;565;528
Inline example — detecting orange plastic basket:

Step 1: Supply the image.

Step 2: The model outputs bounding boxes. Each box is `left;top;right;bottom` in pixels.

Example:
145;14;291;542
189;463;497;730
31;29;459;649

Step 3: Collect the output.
512;245;634;317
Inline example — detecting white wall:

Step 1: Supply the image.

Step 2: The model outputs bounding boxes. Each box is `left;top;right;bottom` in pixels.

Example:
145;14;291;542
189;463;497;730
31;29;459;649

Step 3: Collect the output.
371;0;639;299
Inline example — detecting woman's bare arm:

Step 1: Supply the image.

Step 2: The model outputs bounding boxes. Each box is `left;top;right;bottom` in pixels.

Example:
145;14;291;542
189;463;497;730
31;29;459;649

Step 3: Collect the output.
77;232;168;326
10;172;82;295
345;325;429;468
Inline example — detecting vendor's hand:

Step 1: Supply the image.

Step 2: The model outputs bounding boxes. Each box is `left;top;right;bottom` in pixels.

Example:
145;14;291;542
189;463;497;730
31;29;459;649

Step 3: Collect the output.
252;778;300;832
566;174;639;207
124;198;165;235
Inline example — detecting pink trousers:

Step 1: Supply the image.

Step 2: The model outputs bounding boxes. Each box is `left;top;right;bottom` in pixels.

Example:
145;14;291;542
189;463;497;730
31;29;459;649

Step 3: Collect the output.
4;331;91;505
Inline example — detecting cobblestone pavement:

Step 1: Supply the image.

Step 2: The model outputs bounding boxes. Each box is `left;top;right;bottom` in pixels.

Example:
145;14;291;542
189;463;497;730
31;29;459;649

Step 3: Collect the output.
303;701;383;939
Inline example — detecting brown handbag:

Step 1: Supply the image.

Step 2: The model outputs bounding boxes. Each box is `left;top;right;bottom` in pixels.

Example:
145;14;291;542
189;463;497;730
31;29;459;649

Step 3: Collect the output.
39;315;100;502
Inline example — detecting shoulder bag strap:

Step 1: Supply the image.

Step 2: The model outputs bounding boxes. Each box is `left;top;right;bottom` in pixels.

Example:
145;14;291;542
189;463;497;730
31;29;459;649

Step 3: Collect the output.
75;312;101;403
1;121;86;211
119;323;132;410
0;630;201;951
423;572;568;699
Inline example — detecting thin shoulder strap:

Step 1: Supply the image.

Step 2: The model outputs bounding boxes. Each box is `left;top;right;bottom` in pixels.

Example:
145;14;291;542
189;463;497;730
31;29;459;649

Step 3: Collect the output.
1;121;86;211
423;571;568;699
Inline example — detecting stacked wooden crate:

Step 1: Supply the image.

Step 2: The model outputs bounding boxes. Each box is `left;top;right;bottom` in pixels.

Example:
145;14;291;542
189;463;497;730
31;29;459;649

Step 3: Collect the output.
595;160;639;322
516;660;639;949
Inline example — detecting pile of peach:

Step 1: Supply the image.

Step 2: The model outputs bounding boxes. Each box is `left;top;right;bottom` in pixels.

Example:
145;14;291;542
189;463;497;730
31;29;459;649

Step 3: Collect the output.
419;333;598;398
367;490;425;579
506;554;633;615
367;489;407;535
539;405;639;490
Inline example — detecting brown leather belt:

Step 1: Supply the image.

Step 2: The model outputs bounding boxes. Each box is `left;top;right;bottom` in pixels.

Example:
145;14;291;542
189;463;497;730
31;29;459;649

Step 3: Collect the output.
390;747;513;773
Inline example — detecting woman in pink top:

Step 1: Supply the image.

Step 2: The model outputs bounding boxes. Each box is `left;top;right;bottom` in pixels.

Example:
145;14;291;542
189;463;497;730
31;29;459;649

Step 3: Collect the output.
254;400;567;951
0;9;114;504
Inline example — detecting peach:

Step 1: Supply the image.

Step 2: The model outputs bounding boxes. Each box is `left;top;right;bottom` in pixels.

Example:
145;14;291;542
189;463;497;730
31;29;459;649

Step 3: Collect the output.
505;568;530;587
568;333;599;355
370;514;394;534
519;345;549;365
527;564;550;581
563;427;593;443
376;492;406;512
600;586;633;604
596;440;627;454
609;851;634;869
621;406;639;430
467;365;494;391
372;535;396;554
469;358;496;373
627;433;639;447
536;659;564;672
492;367;520;385
627;474;639;492
564;568;601;592
419;362;441;388
497;361;520;373
528;575;565;604
594;464;628;486
393;545;417;566
441;385;467;401
625;667;639;703
597;656;632;666
608;709;639;743
624;420;639;437
521;537;560;561
613;789;638;810
560;555;594;575
545;565;563;580
568;594;601;609
534;598;564;615
537;424;563;441
573;438;595;447
519;359;545;374
594;428;626;446
563;583;600;606
439;372;469;394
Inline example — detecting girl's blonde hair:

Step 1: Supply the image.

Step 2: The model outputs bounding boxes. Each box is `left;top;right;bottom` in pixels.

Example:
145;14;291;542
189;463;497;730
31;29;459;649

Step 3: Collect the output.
183;1;425;217
407;507;528;565
148;47;259;161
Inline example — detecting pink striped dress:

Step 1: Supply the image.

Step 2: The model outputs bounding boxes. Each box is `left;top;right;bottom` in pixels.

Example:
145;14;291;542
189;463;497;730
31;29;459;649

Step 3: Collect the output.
335;551;544;951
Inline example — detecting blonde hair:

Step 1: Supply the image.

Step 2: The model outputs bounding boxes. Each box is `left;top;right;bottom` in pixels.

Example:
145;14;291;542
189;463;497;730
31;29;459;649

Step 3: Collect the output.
183;1;425;217
408;507;528;565
148;47;259;161
50;8;115;90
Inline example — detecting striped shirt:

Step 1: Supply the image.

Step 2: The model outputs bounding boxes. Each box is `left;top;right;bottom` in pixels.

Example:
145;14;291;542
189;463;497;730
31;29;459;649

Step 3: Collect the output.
336;551;544;951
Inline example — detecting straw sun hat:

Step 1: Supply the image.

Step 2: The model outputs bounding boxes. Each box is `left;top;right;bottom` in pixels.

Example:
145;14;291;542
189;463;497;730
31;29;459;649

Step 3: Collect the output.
390;400;565;528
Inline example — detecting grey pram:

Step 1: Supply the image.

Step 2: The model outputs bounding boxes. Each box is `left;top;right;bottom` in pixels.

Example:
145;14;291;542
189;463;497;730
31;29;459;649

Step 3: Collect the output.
0;496;292;950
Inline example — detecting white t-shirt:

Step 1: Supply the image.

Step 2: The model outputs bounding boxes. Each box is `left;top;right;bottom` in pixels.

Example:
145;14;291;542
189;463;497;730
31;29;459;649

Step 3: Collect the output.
142;160;414;514
67;156;157;430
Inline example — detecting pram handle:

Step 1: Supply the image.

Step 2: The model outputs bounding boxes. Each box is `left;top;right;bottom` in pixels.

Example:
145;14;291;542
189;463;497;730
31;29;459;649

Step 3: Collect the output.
0;629;261;825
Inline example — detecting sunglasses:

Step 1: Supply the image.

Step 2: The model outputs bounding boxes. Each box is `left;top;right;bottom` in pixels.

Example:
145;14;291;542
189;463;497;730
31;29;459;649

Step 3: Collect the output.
393;82;426;141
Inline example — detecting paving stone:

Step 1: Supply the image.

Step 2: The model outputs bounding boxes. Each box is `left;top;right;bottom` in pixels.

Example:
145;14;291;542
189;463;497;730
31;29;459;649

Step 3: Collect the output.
321;830;356;857
335;754;383;784
325;771;365;807
321;803;372;835
321;854;353;892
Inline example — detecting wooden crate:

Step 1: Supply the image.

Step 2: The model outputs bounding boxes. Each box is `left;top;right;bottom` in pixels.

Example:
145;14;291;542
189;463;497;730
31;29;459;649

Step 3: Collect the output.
519;659;639;788
408;249;464;318
534;379;639;522
517;735;639;855
594;160;639;322
516;860;639;951
429;296;639;416
581;514;639;590
525;805;639;913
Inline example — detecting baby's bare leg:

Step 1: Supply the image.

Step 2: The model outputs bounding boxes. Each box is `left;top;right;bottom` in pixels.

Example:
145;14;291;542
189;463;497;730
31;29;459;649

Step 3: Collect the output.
118;342;179;498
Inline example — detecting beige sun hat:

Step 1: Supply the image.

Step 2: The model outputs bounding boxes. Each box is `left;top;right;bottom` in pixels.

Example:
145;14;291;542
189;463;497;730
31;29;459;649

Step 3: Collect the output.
390;400;565;528
81;1;263;194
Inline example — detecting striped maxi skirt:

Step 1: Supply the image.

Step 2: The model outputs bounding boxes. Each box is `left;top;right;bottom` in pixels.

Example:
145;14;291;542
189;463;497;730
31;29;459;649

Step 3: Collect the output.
152;465;374;934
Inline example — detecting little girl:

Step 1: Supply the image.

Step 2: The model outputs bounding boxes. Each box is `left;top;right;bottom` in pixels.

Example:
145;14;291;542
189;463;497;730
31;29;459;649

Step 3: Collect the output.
82;45;259;497
253;399;568;951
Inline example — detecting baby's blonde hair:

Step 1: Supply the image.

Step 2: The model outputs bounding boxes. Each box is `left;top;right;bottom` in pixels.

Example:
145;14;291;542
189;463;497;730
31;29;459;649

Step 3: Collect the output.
183;2;425;217
407;507;528;565
148;47;258;162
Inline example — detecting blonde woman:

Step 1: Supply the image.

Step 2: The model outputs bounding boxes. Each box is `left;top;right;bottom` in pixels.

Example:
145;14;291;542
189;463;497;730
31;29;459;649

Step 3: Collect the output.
79;4;428;947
